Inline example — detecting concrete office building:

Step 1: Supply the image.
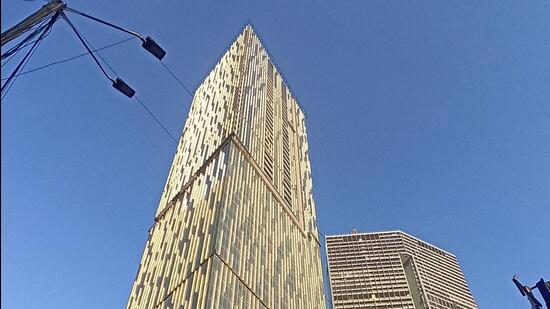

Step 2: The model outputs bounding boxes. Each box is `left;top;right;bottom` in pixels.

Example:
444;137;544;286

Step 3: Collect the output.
326;231;477;309
126;25;326;309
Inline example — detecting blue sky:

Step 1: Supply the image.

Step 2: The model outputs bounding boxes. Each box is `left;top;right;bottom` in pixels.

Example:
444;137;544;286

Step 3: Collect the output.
2;1;549;308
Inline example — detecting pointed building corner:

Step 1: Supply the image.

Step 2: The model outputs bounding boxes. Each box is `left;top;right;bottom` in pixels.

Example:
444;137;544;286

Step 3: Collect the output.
126;22;327;309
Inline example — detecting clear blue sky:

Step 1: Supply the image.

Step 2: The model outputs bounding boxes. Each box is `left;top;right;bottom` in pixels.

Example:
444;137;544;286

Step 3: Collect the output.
2;1;549;308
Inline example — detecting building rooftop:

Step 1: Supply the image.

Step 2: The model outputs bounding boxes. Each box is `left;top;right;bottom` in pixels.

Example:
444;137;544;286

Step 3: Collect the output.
325;230;456;257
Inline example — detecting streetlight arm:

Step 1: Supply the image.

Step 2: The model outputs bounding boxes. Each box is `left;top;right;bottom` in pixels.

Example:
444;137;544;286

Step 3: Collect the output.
63;6;166;60
60;12;113;82
63;7;144;41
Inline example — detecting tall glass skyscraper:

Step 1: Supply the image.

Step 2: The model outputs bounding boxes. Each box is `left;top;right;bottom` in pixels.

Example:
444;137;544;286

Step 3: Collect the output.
126;25;326;309
326;231;477;309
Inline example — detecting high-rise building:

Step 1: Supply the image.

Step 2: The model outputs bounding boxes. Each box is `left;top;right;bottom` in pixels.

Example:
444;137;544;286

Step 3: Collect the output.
126;25;326;309
326;231;477;309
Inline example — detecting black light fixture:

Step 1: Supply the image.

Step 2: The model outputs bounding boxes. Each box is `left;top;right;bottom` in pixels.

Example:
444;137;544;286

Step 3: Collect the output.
112;77;135;98
141;36;166;60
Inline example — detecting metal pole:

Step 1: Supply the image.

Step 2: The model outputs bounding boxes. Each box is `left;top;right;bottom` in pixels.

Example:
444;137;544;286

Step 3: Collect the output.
1;13;59;93
1;0;65;46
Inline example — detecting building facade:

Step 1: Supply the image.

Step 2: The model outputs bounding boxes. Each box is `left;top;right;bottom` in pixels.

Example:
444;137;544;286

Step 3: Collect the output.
326;231;477;309
126;25;326;309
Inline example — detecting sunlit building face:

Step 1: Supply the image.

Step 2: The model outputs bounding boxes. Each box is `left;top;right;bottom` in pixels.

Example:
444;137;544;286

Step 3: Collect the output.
126;25;326;309
326;231;477;309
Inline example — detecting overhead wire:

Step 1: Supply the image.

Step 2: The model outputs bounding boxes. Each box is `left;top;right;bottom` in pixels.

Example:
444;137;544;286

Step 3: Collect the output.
60;12;112;81
3;36;47;63
1;17;51;62
1;14;58;101
1;38;46;101
134;96;178;143
1;34;46;101
1;18;53;70
0;37;135;81
1;39;34;68
159;61;193;97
